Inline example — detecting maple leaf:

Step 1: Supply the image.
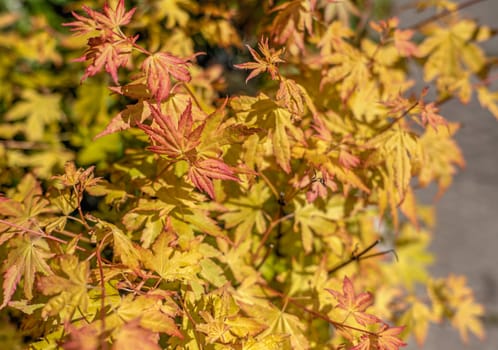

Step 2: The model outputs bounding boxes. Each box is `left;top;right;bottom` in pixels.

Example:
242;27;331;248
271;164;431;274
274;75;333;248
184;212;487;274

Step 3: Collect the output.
112;319;161;350
62;323;99;350
276;78;310;117
76;36;137;84
5;89;62;141
270;0;313;51
439;274;485;343
419;19;485;98
187;157;239;199
141;52;192;102
219;181;271;242
138;101;204;159
320;42;370;100
376;324;407;350
96;100;151;138
37;255;90;319
51;161;99;192
318;0;360;26
94;220;141;269
477;86;498;120
399;297;433;346
1;236;54;308
293;199;337;253
151;0;196;29
420;102;447;130
366;127;422;198
418;123;464;197
256;304;309;350
234;37;285;82
326;276;380;326
92;0;137;30
141;232;202;282
63;0;136;36
0;174;50;237
116;293;183;338
394;28;420;57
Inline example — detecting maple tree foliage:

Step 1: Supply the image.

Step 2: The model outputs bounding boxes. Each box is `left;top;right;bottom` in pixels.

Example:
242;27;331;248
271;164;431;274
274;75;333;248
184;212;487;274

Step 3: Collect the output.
0;0;495;349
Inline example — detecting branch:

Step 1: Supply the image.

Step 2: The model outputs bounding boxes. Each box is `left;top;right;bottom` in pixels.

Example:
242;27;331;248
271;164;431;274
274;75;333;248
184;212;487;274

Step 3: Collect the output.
410;0;488;30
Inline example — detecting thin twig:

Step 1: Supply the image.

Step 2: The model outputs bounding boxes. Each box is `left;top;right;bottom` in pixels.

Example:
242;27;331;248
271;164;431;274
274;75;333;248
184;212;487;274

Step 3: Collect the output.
254;212;295;260
410;0;487;30
260;283;378;336
377;100;420;134
96;232;111;350
0;219;86;252
329;240;380;274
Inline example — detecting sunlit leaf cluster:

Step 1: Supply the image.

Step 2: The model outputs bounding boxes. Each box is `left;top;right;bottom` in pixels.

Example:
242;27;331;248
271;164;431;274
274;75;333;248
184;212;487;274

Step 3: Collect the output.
0;0;494;348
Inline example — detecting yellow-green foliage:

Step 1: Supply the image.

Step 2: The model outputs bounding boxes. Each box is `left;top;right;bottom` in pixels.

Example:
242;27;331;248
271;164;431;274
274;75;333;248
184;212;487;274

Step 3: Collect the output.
0;0;494;349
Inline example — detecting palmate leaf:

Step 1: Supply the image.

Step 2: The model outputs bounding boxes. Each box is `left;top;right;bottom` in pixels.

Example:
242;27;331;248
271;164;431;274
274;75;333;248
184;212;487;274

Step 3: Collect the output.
115;293;183;339
112;319;161;350
366;127;422;198
1;236;53;308
477;86;498;120
219;181;271;242
270;0;313;50
418;19;486;101
292;200;335;254
95;100;151;138
138;100;204;159
0;174;49;233
254;304;308;350
37;255;90;319
399;297;434;346
141;52;192;103
151;0;196;29
63;0;136;36
231;94;304;173
141;232;203;283
76;36;138;84
4;89;62;141
419;19;485;80
187;157;239;199
418;122;464;197
234;37;285;82
326;276;379;326
429;274;485;343
65;0;138;84
94;220;141;269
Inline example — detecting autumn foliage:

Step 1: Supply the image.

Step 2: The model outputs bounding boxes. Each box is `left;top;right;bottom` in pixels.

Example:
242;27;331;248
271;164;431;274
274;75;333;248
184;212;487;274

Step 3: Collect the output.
0;0;495;348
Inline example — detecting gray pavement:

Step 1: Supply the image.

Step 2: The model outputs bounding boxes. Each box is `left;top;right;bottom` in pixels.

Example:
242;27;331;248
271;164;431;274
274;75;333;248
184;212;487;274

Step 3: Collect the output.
395;0;498;348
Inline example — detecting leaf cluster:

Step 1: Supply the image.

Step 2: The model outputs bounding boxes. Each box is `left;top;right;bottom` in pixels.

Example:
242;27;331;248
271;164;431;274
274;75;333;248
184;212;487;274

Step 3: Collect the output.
0;0;495;349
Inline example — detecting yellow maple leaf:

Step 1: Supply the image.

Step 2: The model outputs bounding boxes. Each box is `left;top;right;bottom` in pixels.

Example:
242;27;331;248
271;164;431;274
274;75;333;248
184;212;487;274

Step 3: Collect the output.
5;89;62;141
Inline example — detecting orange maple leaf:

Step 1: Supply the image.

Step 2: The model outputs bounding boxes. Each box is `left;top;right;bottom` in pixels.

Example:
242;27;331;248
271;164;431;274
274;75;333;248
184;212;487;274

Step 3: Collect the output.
394;28;420;57
327;276;380;326
188;158;239;199
376;324;407;350
63;0;136;36
75;35;137;84
420;102;447;130
234;37;285;82
351;324;406;350
141;52;192;102
138;101;203;159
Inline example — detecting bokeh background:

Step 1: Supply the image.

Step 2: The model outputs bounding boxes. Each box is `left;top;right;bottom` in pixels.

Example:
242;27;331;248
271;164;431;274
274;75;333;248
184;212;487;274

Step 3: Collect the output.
396;1;498;349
